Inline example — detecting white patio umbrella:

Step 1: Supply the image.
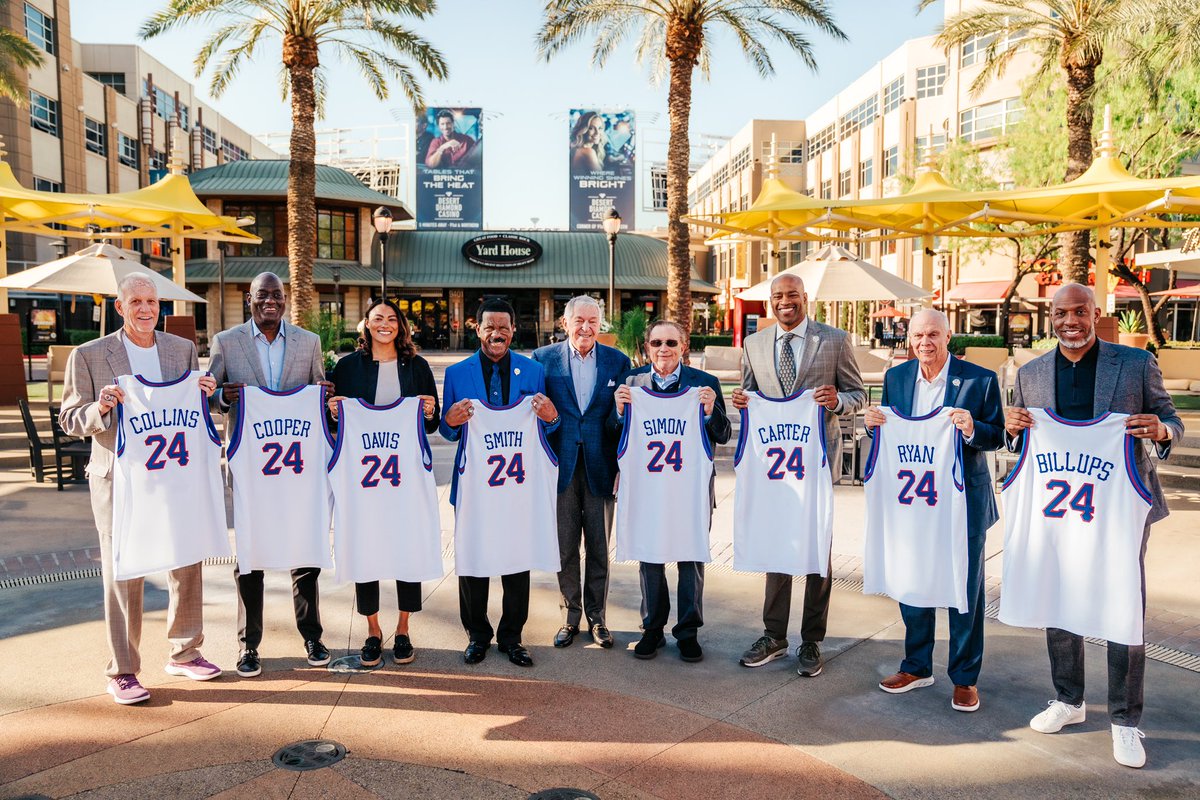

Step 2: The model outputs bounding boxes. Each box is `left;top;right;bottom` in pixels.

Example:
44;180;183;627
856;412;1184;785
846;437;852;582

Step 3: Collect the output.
737;244;933;302
0;242;205;333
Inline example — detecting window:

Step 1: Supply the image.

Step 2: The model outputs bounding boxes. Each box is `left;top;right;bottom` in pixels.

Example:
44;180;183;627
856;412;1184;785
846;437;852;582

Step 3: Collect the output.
149;149;166;171
84;117;106;155
960;98;1023;142
840;96;879;138
87;72;126;95
118;133;139;169
316;208;358;260
33;177;62;192
201;126;218;154
29;91;58;136
859;158;873;188
883;76;905;113
25;3;54;54
838;169;852;196
225;203;284;257
761;139;804;164
713;163;729;188
221;138;248;162
916;64;947;98
961;28;1026;68
730;146;751;174
916;133;947;163
820;178;833;199
739;193;750;211
806;125;836;160
697;178;712;200
650;165;668;211
883;145;899;178
178;103;189;131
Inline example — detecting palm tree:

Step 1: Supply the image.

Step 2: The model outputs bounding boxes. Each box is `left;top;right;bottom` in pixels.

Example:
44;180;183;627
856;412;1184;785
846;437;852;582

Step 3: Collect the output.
0;27;45;104
537;1;845;331
918;0;1156;285
141;1;448;325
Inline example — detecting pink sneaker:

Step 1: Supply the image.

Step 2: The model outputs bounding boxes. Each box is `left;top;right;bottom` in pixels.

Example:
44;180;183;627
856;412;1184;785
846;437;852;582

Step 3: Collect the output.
164;656;222;681
107;674;150;705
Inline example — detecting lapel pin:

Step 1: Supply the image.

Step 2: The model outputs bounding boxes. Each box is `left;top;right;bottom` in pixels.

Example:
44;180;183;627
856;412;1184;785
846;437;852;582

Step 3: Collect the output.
514;367;521;376
952;378;961;387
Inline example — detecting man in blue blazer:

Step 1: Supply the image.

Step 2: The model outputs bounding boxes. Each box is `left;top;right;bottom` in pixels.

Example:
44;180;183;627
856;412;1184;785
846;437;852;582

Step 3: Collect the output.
441;298;560;668
533;296;632;650
864;309;1004;713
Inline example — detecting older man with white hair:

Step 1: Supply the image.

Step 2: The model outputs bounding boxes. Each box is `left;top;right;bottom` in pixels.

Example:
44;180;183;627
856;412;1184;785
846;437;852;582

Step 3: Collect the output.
864;308;1004;713
60;272;220;705
533;295;631;649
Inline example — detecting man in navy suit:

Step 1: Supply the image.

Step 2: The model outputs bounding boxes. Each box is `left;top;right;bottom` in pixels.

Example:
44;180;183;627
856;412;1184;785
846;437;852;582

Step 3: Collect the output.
864;309;1004;713
441;297;560;668
613;320;731;663
533;296;632;650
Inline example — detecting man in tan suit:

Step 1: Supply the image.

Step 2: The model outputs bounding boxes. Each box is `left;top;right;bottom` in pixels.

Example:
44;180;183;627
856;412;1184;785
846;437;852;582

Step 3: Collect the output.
731;274;865;677
60;272;221;705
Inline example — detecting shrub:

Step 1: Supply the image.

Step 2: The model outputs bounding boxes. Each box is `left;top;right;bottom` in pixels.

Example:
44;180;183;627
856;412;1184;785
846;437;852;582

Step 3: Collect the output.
1160;340;1200;349
690;334;734;350
337;337;358;353
948;334;1006;355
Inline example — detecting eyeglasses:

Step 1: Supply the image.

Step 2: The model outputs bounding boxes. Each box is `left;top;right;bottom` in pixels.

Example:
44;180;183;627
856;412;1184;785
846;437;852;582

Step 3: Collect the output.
648;339;679;348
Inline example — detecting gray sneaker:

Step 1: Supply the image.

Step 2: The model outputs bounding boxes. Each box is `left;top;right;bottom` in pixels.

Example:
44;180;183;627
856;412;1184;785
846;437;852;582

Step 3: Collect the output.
740;635;789;667
796;641;823;677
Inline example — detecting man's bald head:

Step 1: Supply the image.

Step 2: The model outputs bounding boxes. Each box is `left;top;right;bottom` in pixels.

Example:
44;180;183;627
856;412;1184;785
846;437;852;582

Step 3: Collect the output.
771;273;805;295
248;271;286;329
769;273;808;329
1050;282;1099;352
910;308;950;333
909;307;952;373
1051;282;1095;312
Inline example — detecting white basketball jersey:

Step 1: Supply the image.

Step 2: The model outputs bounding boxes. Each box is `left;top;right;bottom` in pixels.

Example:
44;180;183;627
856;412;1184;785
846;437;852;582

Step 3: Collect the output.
615;387;713;564
329;397;443;583
112;371;231;580
226;385;333;572
999;408;1151;645
453;397;559;578
863;407;969;612
732;391;834;576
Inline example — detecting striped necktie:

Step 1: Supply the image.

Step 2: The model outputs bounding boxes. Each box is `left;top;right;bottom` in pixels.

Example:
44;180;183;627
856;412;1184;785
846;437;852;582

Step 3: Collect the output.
778;332;797;392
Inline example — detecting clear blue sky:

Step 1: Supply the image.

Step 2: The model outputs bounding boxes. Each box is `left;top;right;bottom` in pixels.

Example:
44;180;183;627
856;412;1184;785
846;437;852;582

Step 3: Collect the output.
70;0;944;229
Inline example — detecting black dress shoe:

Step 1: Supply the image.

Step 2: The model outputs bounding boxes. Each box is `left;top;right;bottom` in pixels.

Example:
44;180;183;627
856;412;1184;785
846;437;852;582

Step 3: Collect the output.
678;637;703;663
463;641;490;664
553;625;578;648
305;639;331;667
498;643;534;667
634;630;665;659
590;624;614;649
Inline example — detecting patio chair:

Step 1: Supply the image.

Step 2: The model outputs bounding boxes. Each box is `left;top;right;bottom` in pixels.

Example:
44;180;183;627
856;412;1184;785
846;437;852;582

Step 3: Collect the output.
49;406;90;491
17;398;53;483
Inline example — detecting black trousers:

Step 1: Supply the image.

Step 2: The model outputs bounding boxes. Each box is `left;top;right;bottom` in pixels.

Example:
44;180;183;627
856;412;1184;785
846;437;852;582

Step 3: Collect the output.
355;580;423;616
1045;521;1152;726
459;572;529;648
762;568;832;643
640;561;704;641
556;455;613;628
235;566;322;651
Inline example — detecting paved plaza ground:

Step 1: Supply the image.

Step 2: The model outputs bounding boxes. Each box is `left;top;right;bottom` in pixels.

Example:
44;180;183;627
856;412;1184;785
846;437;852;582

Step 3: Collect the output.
1;353;1198;799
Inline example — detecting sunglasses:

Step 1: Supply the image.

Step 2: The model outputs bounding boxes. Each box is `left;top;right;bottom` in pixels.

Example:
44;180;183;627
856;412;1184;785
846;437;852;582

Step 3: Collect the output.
647;339;680;348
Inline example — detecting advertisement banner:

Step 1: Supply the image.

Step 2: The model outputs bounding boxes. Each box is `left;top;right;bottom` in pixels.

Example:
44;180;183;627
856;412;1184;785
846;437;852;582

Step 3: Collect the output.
416;107;483;229
568;109;635;232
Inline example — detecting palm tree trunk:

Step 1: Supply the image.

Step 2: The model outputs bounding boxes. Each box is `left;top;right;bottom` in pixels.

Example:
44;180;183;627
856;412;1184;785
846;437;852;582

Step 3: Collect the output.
284;34;319;326
665;54;694;333
1060;62;1096;286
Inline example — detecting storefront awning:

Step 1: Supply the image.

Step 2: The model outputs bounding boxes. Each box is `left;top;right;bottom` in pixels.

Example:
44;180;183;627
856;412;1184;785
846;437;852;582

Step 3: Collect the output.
945;280;1014;304
185;259;378;285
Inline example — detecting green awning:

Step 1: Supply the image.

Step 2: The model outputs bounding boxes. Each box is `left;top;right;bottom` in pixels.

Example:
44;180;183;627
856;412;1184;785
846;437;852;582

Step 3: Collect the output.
185;259;378;285
187;160;411;218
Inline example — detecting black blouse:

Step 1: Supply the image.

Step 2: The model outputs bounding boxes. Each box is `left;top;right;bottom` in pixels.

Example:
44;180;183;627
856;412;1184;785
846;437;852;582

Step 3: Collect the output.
330;349;441;433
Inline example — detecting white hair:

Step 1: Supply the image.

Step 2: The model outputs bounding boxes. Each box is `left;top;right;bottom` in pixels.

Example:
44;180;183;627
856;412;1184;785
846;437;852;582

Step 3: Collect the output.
564;294;602;319
117;271;159;303
910;308;951;332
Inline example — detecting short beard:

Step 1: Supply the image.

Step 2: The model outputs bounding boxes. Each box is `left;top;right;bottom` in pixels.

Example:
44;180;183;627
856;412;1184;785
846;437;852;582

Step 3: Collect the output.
1058;332;1094;350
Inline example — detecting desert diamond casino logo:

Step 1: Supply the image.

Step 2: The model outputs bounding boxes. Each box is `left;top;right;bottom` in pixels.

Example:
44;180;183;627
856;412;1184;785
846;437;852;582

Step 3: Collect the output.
416;107;483;230
568;109;635;231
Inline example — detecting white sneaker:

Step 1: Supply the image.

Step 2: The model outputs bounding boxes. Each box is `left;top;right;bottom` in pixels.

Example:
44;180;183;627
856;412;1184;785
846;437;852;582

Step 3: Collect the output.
1030;700;1086;733
1111;724;1146;769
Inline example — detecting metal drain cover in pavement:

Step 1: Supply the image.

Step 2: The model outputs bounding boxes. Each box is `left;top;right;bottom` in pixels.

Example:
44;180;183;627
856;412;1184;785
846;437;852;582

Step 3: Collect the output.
528;790;600;800
272;739;348;771
328;653;384;673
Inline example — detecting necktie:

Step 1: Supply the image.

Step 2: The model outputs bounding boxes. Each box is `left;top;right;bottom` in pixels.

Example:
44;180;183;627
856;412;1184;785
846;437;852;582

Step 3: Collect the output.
778;332;797;392
488;363;503;405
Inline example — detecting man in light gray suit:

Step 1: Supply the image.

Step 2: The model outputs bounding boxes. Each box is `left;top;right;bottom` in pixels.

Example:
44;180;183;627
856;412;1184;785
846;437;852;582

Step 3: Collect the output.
208;272;331;678
731;273;865;677
61;272;222;705
1006;284;1183;769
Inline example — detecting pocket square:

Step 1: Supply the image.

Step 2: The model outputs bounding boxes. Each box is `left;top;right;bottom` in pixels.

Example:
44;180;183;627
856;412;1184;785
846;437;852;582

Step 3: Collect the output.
607;379;616;387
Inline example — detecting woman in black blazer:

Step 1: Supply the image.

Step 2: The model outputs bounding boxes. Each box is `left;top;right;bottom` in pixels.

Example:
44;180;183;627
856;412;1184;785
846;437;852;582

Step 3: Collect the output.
329;299;440;667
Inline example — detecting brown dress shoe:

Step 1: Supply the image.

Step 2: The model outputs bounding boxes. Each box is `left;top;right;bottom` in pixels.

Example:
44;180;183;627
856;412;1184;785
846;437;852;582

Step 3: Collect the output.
879;672;935;694
952;685;980;712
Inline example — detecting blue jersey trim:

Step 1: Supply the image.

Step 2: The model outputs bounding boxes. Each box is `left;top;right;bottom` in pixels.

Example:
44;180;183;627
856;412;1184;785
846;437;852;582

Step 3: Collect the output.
1043;408;1113;426
887;404;944;422
862;418;882;481
224;386;247;456
616;403;632;458
733;407;749;467
476;396;527;411
134;370;192;388
415;400;433;472
817;404;828;468
257;384;308;397
754;388;811;402
952;431;965;492
355;396;406;411
115;401;125;457
537;417;560;467
699;402;714;461
328;399;346;471
1000;430;1029;490
1124;434;1153;505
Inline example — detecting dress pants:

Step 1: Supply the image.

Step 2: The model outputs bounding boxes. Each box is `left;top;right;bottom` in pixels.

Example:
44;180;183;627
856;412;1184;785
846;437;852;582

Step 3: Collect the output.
235;566;323;651
90;475;204;677
459;572;530;648
899;530;986;686
762;566;832;643
640;562;704;641
355;580;423;615
1045;521;1152;726
555;454;613;628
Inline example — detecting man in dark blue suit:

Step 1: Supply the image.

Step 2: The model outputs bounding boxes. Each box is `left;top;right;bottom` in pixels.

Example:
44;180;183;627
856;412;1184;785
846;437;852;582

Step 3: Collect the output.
533;296;631;650
441;298;560;668
864;309;1004;712
613;320;732;663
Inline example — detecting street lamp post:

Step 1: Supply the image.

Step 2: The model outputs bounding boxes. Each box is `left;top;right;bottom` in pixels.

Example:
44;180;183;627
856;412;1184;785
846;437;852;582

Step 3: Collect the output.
332;263;342;318
601;208;622;320
373;206;394;300
936;250;950;314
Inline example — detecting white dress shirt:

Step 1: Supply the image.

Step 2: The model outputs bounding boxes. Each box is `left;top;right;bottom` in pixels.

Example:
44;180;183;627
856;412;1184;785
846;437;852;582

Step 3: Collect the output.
913;356;951;416
773;317;808;379
568;343;598;410
250;319;287;391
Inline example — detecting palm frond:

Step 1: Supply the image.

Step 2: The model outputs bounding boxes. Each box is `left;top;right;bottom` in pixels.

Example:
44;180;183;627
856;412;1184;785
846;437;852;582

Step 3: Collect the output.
208;16;272;97
0;28;45;104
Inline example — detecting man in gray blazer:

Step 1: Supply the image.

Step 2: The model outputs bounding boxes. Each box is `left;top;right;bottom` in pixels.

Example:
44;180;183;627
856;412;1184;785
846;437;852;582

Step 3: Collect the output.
61;272;221;705
1006;284;1183;769
731;273;866;677
208;272;331;678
